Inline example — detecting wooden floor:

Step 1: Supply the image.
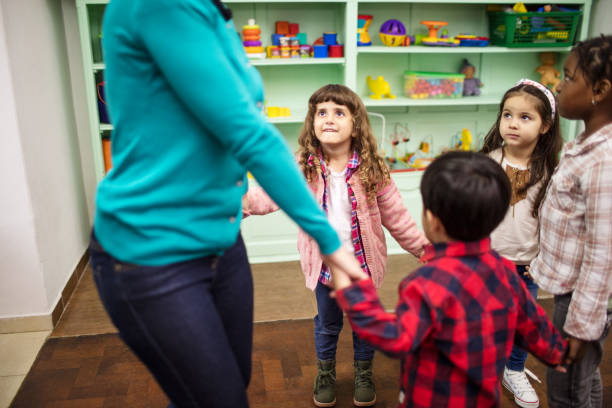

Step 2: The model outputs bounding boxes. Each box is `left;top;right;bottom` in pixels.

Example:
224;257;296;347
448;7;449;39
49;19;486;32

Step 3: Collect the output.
9;256;612;407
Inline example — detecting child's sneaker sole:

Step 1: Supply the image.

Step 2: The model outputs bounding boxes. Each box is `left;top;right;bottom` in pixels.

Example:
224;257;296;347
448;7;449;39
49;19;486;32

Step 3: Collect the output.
313;396;336;407
502;378;539;408
353;395;376;407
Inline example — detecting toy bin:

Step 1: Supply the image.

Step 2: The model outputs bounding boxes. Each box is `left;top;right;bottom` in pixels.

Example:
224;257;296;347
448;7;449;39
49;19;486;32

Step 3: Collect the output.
488;11;582;47
404;71;465;99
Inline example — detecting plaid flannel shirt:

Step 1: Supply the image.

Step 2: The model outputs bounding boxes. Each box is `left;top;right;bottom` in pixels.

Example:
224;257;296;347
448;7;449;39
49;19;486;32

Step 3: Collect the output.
311;151;371;284
336;239;566;407
531;123;612;340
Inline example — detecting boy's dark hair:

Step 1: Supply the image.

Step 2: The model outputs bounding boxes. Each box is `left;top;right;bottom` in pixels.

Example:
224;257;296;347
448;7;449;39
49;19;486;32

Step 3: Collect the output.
572;34;612;85
420;151;511;242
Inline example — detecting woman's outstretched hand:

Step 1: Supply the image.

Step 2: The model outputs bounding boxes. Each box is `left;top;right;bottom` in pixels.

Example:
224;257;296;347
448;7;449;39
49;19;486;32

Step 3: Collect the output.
322;248;368;292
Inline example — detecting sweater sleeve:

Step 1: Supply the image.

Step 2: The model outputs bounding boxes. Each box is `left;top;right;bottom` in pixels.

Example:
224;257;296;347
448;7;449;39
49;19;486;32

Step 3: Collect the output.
377;179;429;257
335;277;434;358
135;1;340;254
509;261;567;365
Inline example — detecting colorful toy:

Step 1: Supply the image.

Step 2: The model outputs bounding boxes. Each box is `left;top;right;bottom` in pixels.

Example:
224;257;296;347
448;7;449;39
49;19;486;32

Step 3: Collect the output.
379;19;406;47
460;59;483;96
404;71;464;99
242;19;265;59
536;52;561;89
367;76;396;99
456;34;490;46
267;106;291;118
357;14;373;46
420;21;459;46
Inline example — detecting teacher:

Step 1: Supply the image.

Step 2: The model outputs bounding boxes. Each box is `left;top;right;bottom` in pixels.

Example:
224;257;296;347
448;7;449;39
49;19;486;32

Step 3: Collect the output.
88;1;363;407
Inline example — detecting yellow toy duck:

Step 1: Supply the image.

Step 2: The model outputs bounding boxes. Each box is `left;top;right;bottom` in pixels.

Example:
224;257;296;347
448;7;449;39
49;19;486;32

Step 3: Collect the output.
367;76;396;99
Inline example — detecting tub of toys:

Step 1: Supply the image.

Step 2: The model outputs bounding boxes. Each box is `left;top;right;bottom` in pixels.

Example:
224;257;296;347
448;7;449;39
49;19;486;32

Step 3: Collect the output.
404;71;465;99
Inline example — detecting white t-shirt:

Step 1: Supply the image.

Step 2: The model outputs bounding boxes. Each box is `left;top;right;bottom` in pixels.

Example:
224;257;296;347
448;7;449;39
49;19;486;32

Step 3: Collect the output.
489;148;542;265
327;169;354;252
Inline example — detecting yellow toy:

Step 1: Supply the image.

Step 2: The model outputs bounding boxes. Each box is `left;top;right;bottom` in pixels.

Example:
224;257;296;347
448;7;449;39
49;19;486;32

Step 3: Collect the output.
536;52;561;89
366;76;396;99
513;2;527;13
459;128;472;151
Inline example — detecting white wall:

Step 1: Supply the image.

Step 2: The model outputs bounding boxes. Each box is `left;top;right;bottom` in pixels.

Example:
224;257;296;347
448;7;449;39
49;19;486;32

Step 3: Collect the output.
0;0;92;320
589;0;612;37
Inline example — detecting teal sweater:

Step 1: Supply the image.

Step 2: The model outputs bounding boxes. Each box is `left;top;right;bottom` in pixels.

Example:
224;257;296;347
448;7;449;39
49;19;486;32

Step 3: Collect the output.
94;0;340;265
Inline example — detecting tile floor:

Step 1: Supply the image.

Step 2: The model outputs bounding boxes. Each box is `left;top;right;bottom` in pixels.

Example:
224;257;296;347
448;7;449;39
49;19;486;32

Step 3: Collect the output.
0;331;50;408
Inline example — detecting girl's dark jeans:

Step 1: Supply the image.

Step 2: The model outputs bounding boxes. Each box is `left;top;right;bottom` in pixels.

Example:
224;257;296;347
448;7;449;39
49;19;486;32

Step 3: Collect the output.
89;231;253;408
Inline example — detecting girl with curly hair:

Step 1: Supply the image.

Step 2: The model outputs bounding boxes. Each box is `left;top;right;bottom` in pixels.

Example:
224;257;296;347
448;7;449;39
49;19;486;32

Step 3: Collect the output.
244;84;427;407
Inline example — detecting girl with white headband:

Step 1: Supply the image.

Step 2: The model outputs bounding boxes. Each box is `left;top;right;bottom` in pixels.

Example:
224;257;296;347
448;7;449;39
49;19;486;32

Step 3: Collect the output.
480;78;563;408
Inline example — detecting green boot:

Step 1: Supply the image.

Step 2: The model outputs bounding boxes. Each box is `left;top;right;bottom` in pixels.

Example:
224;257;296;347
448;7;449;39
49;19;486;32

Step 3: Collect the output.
353;360;376;407
313;359;336;407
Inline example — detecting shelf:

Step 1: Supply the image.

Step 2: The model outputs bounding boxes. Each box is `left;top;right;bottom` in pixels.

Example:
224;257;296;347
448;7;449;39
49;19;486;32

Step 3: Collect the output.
358;46;573;54
249;58;345;66
225;0;346;2
364;94;500;108
358;0;585;3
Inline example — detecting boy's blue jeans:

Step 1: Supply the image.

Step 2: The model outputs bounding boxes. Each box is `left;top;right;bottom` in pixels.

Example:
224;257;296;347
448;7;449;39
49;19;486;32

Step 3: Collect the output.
89;231;253;408
506;265;539;371
314;281;375;361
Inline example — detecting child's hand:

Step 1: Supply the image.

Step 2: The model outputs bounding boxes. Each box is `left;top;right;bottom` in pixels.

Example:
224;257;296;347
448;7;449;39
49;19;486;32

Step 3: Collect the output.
331;267;353;291
563;336;586;366
322;248;367;282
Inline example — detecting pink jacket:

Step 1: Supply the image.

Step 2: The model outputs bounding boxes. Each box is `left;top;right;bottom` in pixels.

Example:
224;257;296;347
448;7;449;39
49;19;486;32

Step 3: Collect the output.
243;171;428;290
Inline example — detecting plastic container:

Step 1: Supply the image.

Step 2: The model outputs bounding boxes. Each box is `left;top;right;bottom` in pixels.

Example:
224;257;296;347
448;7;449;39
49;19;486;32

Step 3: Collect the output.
404;71;465;99
488;11;582;47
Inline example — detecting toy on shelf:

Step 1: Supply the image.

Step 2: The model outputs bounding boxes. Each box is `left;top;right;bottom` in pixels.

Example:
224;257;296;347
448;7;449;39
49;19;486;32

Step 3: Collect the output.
451;128;473;151
384;123;413;169
404;71;464;99
513;2;528;13
420;21;459;46
536;52;561;89
456;34;490;47
379;19;406;47
270;21;309;59
267;106;291;118
407;136;434;169
357;14;373;46
242;19;265;59
312;32;344;58
367;76;396;99
460;59;483;96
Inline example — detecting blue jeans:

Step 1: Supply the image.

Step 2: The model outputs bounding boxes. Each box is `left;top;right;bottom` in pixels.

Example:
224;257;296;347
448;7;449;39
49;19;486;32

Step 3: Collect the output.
506;265;539;371
89;231;253;408
314;281;374;361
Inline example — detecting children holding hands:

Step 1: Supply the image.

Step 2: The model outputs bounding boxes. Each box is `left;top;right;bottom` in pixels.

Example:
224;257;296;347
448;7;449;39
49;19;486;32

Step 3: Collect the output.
244;84;428;407
333;151;567;407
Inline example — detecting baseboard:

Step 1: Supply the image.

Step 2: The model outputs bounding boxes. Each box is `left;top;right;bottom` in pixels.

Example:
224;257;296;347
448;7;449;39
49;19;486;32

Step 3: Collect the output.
0;251;89;334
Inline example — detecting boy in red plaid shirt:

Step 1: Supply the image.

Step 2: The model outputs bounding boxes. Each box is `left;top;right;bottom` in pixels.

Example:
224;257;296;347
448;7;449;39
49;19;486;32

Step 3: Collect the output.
333;151;567;407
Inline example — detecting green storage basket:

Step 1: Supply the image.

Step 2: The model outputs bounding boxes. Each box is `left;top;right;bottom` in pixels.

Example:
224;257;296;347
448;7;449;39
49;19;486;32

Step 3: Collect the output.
488;11;582;47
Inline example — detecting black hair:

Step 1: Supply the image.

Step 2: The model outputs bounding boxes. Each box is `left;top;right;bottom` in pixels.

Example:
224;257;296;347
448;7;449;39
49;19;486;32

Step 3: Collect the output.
572;34;612;86
420;151;511;242
480;83;562;217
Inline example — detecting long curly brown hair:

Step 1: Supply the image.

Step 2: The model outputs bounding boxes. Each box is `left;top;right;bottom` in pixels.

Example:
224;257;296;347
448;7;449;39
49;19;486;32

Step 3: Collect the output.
297;84;390;203
480;83;562;217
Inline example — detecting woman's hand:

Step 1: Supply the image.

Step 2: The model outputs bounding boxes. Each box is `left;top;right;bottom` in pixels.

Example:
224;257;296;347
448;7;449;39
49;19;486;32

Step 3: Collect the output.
322;248;368;291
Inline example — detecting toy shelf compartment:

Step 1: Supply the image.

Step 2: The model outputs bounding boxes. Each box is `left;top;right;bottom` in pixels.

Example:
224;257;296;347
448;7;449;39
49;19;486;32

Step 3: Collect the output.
488;11;582;48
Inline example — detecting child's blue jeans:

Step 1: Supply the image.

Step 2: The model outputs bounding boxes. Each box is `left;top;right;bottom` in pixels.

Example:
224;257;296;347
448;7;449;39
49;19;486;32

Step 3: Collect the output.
314;281;375;361
506;264;539;371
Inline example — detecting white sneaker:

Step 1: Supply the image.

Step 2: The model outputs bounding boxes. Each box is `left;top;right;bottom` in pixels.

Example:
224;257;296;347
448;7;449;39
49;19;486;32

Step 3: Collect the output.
502;368;539;408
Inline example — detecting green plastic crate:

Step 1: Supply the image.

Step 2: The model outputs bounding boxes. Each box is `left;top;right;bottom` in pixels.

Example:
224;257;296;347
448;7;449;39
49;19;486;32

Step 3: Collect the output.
488;11;582;48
